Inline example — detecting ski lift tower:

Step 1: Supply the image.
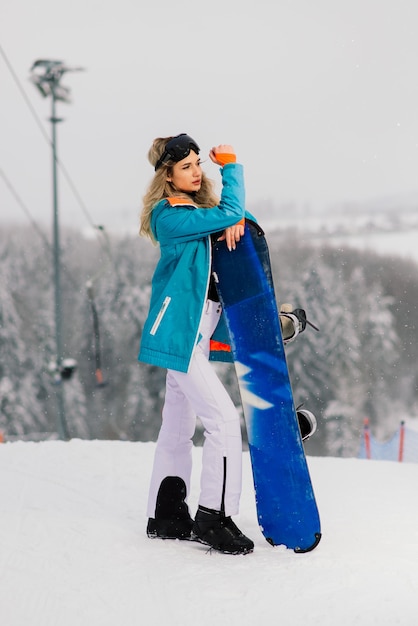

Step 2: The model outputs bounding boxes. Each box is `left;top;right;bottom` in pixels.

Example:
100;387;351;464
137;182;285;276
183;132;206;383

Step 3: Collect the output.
30;59;84;440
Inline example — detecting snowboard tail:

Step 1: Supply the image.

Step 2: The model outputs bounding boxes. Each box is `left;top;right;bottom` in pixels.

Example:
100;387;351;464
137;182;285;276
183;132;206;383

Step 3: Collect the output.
213;221;321;551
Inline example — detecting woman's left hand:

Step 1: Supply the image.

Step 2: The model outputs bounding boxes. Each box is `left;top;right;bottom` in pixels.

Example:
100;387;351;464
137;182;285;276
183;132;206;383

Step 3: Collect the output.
217;222;245;251
209;144;236;166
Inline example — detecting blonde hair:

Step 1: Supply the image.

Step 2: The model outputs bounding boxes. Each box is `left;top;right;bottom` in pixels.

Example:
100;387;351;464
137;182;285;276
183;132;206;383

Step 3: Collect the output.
139;136;219;241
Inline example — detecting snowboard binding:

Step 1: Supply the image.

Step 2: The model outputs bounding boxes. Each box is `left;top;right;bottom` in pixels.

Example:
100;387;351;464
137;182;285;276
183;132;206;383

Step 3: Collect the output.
297;408;317;442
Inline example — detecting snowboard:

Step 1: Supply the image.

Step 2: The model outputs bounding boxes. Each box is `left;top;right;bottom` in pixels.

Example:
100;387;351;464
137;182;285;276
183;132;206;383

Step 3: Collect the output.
212;220;321;552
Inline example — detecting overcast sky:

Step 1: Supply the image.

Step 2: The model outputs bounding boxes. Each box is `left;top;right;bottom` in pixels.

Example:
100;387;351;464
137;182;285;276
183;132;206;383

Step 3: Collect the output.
2;0;418;234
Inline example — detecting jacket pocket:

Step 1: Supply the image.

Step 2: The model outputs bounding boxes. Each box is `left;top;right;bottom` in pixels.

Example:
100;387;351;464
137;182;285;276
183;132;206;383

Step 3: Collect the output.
150;296;171;336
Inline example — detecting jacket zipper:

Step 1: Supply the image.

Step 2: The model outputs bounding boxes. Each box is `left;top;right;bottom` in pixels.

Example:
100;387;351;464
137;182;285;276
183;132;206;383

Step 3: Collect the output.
191;237;212;351
150;296;171;336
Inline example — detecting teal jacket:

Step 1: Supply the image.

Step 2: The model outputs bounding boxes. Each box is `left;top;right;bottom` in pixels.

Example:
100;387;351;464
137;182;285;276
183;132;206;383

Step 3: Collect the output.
138;163;250;373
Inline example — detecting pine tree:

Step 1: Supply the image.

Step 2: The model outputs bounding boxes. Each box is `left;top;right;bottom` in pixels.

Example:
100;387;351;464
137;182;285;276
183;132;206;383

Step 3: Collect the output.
0;232;52;437
348;266;400;440
0;224;414;453
274;250;365;456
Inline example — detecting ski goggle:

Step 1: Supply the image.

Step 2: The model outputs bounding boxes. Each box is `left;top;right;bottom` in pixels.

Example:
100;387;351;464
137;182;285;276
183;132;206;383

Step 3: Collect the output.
154;133;200;171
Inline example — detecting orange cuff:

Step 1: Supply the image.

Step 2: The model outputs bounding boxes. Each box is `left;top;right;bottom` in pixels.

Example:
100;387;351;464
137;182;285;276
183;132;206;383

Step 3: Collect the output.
216;153;236;166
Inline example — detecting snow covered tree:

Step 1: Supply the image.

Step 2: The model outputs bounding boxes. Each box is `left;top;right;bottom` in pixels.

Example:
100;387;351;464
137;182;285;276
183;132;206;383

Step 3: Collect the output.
0;223;414;455
280;254;364;455
0;231;53;437
348;266;399;440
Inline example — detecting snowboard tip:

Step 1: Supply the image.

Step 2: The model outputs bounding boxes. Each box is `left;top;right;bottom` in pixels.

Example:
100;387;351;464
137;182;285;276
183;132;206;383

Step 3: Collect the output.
265;532;322;553
294;532;322;553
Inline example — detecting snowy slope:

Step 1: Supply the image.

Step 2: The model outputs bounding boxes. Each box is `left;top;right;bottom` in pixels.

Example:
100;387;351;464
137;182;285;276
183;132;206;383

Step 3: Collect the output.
1;440;418;626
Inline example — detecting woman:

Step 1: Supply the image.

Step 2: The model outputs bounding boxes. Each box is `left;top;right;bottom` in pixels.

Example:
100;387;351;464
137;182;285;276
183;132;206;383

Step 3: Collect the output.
138;133;255;555
138;134;315;555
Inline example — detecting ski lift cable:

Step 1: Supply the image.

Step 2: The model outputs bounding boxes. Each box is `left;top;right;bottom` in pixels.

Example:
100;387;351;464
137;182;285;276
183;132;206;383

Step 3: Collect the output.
0;168;51;249
0;45;52;152
0;44;95;228
2;45;129;387
0;167;81;290
1;164;117;291
1;45;117;381
0;43;117;261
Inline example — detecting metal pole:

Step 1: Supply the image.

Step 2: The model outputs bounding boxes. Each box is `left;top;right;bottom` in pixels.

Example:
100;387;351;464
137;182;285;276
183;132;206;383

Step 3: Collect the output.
50;90;69;440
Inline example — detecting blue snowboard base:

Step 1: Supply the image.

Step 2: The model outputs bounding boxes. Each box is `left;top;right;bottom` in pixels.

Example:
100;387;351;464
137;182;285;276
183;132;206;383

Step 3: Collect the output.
213;220;321;552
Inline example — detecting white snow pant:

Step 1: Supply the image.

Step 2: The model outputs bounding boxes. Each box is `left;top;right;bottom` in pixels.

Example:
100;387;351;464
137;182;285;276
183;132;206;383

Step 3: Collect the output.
146;300;243;518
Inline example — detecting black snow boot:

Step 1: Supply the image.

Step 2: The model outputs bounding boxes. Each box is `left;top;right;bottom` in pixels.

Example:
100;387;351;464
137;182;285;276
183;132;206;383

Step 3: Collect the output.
192;505;254;555
147;476;194;540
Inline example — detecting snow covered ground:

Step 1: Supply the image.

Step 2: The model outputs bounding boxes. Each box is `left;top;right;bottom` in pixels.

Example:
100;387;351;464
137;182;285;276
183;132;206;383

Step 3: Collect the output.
1;440;417;626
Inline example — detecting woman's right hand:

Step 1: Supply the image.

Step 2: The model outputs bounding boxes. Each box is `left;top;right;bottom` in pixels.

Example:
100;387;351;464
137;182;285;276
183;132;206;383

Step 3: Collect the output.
209;145;236;166
217;220;245;251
